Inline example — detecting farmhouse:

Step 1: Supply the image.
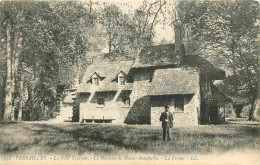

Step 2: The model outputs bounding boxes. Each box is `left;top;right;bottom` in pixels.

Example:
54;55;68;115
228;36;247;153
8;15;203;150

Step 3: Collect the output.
74;40;225;126
74;21;225;126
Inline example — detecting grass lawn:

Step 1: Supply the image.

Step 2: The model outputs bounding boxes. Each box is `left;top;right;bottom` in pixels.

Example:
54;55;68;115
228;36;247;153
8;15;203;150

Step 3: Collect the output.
0;122;260;155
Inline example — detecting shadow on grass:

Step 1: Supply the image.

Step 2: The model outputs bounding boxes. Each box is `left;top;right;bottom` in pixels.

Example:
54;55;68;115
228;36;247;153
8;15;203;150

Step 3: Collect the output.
3;140;42;153
236;126;260;136
1;123;260;154
0;121;21;127
18;124;144;154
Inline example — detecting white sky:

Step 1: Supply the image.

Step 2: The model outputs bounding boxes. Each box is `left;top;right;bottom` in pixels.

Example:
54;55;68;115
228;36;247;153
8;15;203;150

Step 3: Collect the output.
91;0;175;44
123;0;175;43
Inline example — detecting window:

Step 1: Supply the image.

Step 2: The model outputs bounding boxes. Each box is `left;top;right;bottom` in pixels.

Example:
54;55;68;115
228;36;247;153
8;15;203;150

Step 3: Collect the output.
97;98;105;106
175;96;184;111
93;77;99;86
119;76;125;86
122;97;130;106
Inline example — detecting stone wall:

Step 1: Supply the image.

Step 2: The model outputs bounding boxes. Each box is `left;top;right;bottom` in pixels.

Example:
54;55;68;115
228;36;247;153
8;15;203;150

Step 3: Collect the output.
79;90;133;124
150;68;201;127
125;68;154;124
124;96;151;124
150;93;200;126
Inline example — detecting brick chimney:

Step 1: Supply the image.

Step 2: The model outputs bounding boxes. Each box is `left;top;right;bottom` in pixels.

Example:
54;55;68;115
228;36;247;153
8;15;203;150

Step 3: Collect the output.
174;20;185;63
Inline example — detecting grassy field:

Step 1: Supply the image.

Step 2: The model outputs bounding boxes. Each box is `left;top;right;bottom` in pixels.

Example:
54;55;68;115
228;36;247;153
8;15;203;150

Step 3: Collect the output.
0;122;260;155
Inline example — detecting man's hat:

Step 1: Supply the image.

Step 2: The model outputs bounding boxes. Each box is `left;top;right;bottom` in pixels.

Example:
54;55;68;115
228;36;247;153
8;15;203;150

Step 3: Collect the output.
165;105;169;108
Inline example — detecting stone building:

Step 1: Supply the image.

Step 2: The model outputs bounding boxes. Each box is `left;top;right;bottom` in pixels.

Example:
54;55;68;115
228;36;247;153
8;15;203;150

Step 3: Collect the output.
76;19;225;126
76;41;225;126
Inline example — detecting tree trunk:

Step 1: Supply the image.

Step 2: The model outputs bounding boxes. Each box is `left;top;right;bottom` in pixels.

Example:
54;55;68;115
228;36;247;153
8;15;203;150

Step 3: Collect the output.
12;32;22;120
18;74;24;121
249;94;257;121
0;59;5;121
253;98;260;120
3;19;21;121
3;22;14;121
253;62;260;120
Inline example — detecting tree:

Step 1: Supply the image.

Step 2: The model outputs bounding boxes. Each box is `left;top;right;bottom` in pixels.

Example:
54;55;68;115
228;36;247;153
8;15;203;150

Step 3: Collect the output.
132;0;167;49
177;0;259;120
0;1;25;121
21;1;97;120
0;1;96;121
100;0;167;60
0;49;5;121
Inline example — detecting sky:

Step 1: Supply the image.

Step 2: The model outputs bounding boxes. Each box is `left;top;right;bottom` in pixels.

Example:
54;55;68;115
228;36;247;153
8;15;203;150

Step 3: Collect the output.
91;0;175;44
117;0;175;43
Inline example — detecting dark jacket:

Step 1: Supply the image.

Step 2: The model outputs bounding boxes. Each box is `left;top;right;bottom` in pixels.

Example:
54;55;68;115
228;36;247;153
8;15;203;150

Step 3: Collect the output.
160;111;173;128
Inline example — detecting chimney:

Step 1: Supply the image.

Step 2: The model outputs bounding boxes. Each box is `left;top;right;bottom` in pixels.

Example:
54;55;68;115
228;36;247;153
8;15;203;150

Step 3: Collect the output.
174;20;184;63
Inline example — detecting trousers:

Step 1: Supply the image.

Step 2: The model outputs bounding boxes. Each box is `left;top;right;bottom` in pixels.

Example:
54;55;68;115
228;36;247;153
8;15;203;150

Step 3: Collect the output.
162;122;171;140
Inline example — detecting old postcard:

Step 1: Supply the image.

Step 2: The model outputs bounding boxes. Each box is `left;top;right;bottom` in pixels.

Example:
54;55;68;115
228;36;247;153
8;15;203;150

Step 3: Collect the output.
0;0;259;165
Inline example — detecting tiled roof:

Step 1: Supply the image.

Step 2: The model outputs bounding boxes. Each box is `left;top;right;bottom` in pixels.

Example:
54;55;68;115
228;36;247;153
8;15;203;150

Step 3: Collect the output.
183;55;225;80
77;61;133;93
132;44;183;68
148;68;200;95
78;44;225;94
131;43;225;80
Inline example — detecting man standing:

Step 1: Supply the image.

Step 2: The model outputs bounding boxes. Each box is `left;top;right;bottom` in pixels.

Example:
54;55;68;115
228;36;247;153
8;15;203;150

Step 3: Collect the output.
160;105;173;141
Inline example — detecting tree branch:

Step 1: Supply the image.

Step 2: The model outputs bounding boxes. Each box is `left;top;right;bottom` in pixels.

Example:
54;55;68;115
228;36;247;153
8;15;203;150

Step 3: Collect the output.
149;0;166;40
142;1;159;34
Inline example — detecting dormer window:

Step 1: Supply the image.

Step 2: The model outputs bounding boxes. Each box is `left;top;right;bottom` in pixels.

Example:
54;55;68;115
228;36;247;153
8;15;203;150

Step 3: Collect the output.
117;71;126;86
93;77;99;86
119;76;125;85
91;72;100;86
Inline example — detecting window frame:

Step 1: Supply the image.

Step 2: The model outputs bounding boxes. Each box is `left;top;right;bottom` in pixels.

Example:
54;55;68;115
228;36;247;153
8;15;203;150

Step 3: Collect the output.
174;95;184;112
122;96;130;107
93;77;99;86
119;76;126;86
96;97;105;107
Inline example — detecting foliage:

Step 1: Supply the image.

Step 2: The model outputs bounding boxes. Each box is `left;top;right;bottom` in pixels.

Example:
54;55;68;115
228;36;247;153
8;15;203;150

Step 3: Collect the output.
100;1;166;60
0;1;96;120
177;0;259;119
100;4;134;58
